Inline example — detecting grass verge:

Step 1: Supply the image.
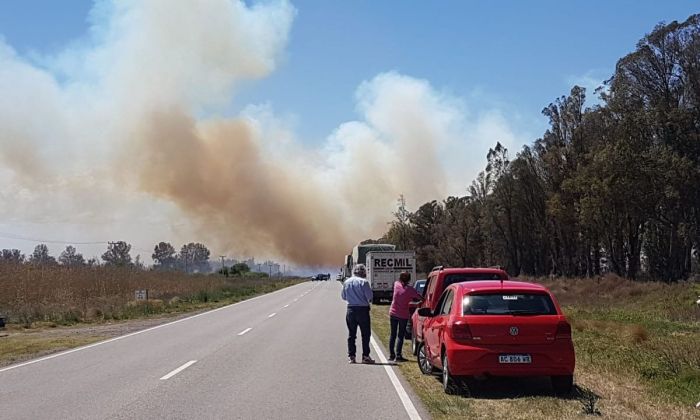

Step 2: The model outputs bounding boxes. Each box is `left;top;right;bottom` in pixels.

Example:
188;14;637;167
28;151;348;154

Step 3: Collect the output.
371;276;699;419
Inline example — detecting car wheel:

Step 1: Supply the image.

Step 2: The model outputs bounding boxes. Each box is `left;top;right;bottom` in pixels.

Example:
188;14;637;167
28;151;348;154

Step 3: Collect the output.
442;353;461;395
417;343;437;375
411;335;418;356
551;375;573;397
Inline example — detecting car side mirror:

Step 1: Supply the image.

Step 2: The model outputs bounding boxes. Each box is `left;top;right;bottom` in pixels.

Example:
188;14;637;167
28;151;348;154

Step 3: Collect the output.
417;308;433;317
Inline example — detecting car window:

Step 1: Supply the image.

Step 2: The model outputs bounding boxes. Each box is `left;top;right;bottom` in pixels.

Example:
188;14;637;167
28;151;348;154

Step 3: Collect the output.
439;290;453;315
444;272;505;288
425;275;436;302
463;293;557;316
434;290;448;314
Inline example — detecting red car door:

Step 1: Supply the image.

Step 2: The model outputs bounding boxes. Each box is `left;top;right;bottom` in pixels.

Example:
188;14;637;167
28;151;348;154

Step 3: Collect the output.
427;290;453;366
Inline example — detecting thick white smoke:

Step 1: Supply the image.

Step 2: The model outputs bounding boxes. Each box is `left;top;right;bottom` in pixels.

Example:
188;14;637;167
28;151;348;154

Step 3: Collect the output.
0;0;520;266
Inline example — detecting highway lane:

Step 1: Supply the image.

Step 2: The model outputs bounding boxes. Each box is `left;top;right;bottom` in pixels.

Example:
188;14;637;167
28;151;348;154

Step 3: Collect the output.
0;281;426;420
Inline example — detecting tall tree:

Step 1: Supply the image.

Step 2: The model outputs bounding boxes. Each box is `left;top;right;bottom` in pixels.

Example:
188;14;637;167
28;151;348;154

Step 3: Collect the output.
152;242;177;270
29;244;56;266
0;249;25;264
59;245;85;267
101;241;132;267
179;242;210;273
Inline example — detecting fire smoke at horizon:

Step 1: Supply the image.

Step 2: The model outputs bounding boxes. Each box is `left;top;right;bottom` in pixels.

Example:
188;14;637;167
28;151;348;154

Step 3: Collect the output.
0;0;519;266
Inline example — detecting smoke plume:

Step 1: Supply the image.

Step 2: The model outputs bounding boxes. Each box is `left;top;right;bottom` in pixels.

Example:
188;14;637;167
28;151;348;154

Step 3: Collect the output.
0;0;520;266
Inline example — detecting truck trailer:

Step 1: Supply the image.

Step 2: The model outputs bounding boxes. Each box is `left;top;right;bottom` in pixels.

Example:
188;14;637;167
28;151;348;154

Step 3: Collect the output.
366;250;416;304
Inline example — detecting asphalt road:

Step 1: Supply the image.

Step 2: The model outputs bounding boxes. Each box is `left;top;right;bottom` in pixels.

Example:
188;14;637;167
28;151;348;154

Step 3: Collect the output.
0;281;426;420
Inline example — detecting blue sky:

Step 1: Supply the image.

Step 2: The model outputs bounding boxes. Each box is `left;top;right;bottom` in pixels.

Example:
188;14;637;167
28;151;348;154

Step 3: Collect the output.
0;1;698;265
1;0;697;144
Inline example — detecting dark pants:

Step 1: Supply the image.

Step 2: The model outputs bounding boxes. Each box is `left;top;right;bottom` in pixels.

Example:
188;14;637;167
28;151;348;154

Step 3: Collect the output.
346;306;371;358
389;315;408;358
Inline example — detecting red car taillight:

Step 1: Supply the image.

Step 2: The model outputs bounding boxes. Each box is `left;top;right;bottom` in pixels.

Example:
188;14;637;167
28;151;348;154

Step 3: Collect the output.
555;321;572;340
449;322;473;341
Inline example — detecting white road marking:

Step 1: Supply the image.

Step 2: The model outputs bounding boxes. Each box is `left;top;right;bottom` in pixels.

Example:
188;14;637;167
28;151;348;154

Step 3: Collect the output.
160;360;197;380
283;304;289;308
237;328;252;336
268;313;277;318
0;282;307;374
370;335;422;420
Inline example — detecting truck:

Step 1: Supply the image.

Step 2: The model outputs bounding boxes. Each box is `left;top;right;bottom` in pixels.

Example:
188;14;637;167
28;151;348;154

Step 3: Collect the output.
343;243;396;280
366;250;416;304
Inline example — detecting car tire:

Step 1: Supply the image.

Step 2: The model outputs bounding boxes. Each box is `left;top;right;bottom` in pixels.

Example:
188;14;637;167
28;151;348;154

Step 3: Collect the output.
417;342;437;375
551;375;574;397
442;353;461;395
411;335;418;356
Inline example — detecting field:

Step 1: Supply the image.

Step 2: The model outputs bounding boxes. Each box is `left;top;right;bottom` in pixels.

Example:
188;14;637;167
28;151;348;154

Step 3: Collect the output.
371;275;700;419
0;264;303;365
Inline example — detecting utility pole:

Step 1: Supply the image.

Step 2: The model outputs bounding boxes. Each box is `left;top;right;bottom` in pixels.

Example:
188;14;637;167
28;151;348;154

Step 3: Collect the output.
220;255;225;271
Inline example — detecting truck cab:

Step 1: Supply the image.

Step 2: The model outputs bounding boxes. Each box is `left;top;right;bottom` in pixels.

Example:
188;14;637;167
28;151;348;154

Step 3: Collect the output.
410;266;509;355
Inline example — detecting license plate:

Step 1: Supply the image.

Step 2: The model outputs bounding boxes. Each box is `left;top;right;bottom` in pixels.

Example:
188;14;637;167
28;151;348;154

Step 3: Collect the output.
499;354;531;364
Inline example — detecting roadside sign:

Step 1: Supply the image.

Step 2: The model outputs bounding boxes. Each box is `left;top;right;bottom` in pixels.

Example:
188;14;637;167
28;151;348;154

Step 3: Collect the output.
135;290;148;300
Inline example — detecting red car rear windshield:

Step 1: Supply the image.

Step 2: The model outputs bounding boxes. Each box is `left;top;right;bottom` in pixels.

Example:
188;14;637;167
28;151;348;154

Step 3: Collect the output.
444;273;504;288
462;293;557;316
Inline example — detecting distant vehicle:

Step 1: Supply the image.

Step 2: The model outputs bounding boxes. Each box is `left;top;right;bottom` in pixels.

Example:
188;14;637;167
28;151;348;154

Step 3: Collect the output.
366;250;416;304
416;280;575;396
311;273;331;281
411;267;509;356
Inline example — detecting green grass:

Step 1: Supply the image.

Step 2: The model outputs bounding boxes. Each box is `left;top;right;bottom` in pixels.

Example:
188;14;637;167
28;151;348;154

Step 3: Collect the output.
371;276;700;419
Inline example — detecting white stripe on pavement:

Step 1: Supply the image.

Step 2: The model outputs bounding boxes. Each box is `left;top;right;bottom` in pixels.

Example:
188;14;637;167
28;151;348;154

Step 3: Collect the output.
370;335;422;420
237;328;252;336
283;304;289;308
0;282;306;374
160;360;197;380
268;313;277;318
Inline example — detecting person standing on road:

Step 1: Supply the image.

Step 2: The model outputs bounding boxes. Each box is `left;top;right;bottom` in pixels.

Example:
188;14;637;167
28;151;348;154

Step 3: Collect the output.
341;264;375;364
388;272;422;362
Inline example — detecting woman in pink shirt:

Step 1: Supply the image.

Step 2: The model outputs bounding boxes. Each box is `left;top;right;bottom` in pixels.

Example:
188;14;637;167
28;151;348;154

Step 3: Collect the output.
388;272;423;362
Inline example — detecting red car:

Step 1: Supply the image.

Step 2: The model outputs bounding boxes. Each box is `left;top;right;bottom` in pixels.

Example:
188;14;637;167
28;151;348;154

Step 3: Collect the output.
410;267;509;354
416;280;575;396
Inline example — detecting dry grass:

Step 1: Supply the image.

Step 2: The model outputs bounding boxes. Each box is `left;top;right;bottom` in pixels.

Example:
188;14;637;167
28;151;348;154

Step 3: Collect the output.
0;264;303;326
371;276;700;419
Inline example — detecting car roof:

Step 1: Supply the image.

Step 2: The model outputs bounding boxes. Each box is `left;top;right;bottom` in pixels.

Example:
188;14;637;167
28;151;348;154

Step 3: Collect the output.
449;280;549;294
432;267;508;276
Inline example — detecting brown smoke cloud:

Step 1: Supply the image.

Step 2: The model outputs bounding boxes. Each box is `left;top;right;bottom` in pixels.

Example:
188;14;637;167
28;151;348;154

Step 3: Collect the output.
129;109;349;266
0;1;521;266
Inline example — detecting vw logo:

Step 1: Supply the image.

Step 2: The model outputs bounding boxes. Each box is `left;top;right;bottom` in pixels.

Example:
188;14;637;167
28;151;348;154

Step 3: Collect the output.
509;326;519;336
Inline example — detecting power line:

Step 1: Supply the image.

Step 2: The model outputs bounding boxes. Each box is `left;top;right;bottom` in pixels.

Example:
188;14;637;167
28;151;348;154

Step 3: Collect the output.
0;231;108;245
0;232;152;253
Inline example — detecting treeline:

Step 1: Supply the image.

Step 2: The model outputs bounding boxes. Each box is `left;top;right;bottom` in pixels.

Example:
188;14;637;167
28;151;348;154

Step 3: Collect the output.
0;241;215;274
383;15;700;282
